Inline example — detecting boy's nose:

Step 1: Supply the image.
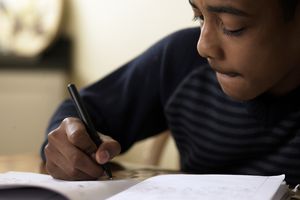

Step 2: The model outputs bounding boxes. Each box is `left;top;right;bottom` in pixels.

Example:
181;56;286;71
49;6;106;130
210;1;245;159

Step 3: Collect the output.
197;25;223;60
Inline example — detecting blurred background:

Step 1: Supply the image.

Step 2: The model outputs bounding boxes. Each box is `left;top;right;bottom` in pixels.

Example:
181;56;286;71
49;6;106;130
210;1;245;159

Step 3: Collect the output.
0;0;195;170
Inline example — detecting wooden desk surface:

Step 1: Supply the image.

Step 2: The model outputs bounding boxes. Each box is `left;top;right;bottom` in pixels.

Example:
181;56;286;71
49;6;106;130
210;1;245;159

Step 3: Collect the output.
0;154;44;173
0;154;178;180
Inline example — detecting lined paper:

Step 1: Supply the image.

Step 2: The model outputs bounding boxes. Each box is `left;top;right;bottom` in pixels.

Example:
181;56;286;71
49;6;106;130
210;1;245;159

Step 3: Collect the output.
0;172;286;200
108;174;286;200
0;171;139;200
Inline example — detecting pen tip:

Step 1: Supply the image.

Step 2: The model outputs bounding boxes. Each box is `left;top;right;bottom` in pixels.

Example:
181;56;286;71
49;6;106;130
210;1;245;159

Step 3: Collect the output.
101;164;112;179
106;169;113;180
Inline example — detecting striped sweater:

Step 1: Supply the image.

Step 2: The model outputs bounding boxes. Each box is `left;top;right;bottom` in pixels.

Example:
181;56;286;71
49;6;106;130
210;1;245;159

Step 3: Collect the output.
42;28;300;185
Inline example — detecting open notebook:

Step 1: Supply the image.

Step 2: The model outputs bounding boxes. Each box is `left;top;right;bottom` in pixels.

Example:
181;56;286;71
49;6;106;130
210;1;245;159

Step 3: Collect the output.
0;171;289;200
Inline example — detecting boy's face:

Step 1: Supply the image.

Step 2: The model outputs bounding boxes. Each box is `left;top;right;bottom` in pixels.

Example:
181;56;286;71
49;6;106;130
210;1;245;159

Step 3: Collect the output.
190;0;300;101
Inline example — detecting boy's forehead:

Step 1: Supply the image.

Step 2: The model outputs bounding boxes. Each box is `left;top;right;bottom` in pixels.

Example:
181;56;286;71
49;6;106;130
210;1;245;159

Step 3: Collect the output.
192;0;278;15
193;0;271;8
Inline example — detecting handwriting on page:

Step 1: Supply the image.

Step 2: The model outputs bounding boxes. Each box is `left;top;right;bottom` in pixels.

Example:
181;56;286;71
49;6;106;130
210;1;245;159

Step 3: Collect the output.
0;172;140;200
0;172;97;199
108;174;285;200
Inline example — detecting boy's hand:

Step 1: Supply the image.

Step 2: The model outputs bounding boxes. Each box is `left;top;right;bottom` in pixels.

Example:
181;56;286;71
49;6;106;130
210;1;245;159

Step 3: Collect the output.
44;117;121;180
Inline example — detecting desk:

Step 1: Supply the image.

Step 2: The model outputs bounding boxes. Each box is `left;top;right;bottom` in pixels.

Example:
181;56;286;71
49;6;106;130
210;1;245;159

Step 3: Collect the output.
0;154;182;200
1;155;299;200
0;154;177;180
0;154;45;173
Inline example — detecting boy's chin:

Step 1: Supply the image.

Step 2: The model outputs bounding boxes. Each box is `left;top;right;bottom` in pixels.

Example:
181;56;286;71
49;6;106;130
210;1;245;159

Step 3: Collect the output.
221;87;259;102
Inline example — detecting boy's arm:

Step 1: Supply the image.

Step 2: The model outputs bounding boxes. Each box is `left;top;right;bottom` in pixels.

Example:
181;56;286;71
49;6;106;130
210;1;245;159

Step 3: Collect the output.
41;28;204;180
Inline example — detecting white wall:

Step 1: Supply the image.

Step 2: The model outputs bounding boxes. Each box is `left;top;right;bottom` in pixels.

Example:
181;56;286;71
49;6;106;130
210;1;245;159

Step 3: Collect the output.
0;70;66;155
65;0;196;84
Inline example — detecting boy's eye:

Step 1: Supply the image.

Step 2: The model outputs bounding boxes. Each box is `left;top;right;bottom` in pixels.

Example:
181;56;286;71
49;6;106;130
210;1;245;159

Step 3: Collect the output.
192;13;246;37
192;15;204;27
222;27;245;36
193;15;204;21
193;15;246;37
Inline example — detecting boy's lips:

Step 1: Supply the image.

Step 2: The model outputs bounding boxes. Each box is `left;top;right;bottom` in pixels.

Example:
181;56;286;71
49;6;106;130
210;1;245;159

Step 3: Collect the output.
217;71;240;77
209;63;241;77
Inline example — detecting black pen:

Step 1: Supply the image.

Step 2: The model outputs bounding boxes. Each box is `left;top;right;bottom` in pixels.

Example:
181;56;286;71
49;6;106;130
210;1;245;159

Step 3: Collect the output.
67;83;112;179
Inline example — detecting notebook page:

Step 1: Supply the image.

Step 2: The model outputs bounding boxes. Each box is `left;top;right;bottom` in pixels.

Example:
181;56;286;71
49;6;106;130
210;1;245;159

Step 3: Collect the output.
108;174;285;200
0;171;139;200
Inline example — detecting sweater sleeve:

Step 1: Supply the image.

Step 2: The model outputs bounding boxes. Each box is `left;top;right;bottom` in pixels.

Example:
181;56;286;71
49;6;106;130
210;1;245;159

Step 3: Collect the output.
40;27;204;160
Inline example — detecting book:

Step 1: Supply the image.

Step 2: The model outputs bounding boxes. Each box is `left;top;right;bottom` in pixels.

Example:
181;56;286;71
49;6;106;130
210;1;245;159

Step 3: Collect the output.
108;174;289;200
0;171;139;200
0;171;290;200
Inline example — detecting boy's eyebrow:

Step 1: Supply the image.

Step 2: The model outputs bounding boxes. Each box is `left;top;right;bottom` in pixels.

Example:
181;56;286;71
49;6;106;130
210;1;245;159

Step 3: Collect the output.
188;0;250;17
207;5;250;17
188;0;198;9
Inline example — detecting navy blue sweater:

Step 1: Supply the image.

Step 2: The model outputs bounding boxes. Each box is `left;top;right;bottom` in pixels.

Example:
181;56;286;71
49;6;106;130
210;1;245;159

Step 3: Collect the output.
42;28;300;186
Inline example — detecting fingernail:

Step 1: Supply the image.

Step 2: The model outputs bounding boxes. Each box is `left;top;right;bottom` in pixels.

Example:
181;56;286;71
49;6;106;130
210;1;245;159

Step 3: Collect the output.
97;150;110;164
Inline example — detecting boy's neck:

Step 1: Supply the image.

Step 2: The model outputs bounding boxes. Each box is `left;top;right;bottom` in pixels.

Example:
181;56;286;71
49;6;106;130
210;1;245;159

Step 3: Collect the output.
268;64;300;96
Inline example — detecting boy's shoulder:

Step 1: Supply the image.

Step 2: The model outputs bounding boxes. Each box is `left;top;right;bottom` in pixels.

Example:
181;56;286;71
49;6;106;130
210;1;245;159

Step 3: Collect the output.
166;27;200;41
160;27;200;51
158;28;209;101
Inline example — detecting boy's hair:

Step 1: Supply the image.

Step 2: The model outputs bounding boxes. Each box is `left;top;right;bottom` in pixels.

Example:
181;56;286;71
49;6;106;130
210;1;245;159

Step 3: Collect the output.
281;0;299;21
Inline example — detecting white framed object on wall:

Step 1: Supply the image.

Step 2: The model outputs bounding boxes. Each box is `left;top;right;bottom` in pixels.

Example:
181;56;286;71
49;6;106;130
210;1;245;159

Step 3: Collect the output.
0;0;64;58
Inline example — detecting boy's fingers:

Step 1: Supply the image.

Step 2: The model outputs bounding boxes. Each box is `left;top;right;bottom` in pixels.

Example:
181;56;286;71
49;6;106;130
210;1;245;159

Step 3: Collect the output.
46;162;73;180
63;117;98;155
46;121;104;180
96;134;121;164
45;143;95;180
56;136;104;178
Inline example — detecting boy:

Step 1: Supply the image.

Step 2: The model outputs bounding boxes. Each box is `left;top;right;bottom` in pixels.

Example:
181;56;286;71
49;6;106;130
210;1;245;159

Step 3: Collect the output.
42;0;300;185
